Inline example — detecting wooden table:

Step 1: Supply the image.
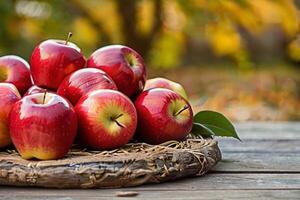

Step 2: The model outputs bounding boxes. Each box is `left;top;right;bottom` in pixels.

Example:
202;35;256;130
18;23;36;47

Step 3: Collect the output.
1;122;300;199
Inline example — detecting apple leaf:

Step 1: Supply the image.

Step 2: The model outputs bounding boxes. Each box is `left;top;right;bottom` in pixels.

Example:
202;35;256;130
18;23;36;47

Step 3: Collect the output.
191;122;214;138
191;110;241;140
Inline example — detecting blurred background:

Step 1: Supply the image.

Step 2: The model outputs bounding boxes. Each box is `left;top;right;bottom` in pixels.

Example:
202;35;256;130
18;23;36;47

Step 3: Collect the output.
0;0;300;121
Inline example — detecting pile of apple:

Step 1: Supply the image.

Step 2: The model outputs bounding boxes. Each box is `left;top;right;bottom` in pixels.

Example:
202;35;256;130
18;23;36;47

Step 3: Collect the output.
0;34;193;160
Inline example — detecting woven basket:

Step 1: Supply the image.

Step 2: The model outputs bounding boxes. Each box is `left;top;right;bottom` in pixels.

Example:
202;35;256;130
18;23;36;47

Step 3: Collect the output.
0;136;221;188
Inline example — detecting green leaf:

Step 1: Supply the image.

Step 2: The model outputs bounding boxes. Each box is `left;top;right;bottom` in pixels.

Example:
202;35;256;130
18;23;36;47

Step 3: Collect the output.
192;110;241;140
191;122;214;138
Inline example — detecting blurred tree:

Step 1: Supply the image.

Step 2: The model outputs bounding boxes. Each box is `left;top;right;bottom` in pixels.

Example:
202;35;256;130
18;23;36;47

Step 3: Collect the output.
115;0;163;57
178;0;299;67
68;0;164;58
0;0;299;68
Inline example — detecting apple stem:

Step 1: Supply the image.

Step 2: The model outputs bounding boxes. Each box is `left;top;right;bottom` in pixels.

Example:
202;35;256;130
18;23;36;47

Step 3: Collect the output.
65;32;73;45
111;114;125;128
114;120;125;128
42;90;47;104
114;113;123;119
174;104;189;116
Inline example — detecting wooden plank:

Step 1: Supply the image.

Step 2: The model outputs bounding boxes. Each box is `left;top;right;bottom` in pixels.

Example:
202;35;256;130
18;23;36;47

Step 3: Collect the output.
213;122;300;153
1;189;300;200
1;173;299;191
156;173;300;190
217;138;300;153
1;123;299;200
237;122;300;130
236;122;300;140
235;122;300;140
212;152;300;172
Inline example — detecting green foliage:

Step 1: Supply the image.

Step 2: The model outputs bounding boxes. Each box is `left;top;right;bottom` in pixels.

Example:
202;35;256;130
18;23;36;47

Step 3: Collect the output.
0;0;298;67
192;110;241;140
149;32;183;69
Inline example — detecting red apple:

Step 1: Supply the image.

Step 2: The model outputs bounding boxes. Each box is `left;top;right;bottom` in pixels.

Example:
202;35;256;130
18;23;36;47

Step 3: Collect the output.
0;55;33;94
24;85;50;96
9;92;77;160
144;77;188;99
30;33;86;90
87;45;146;97
0;83;21;148
134;88;193;144
57;68;118;105
75;89;137;150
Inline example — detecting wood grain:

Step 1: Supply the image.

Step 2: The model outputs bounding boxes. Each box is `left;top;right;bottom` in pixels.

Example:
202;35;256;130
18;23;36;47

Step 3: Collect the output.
1;122;300;199
212;152;300;172
218;139;300;153
236;122;300;139
1;187;300;200
1;173;299;191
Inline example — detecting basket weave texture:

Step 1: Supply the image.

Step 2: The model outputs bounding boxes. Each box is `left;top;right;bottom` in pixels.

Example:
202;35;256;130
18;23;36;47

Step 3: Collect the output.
0;137;221;188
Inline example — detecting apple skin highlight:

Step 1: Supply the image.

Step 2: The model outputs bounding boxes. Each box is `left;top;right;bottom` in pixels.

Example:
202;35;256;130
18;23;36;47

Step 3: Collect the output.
57;68;118;105
75;89;137;150
0;55;33;94
144;77;188;99
30;40;86;90
0;83;21;148
9;93;78;160
134;88;193;144
24;85;50;96
87;45;146;97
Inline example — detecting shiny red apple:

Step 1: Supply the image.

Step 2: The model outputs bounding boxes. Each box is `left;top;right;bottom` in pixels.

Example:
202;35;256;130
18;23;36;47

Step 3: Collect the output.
9;92;77;160
75;89;137;150
144;77;188;99
57;68;118;105
87;45;146;97
0;83;21;148
0;55;33;94
134;88;193;144
30;33;86;90
24;85;51;96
